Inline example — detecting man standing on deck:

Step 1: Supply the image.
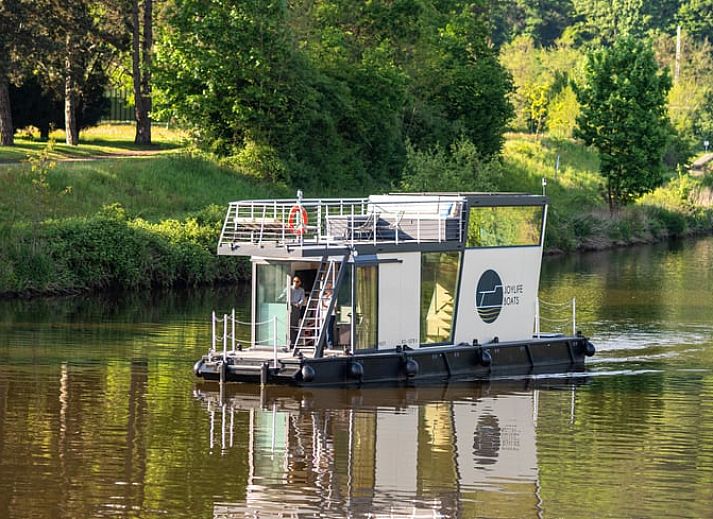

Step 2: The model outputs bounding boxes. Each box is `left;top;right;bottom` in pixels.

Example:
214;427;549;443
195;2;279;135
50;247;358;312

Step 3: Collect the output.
289;276;305;347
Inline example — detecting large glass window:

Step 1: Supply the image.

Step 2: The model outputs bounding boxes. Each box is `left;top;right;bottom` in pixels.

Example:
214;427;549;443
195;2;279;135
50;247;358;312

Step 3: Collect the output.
256;263;289;346
355;265;378;350
421;252;460;344
466;206;544;247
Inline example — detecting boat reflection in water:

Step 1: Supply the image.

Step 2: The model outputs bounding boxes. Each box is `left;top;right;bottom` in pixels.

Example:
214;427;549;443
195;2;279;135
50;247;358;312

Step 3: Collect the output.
194;380;583;518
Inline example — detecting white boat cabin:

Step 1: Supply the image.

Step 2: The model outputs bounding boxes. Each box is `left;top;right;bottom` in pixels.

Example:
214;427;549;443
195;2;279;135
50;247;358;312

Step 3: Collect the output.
218;193;547;357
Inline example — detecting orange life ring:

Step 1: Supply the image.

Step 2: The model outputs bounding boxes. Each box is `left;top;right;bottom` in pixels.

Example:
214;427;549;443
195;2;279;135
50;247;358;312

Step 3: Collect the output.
287;205;308;236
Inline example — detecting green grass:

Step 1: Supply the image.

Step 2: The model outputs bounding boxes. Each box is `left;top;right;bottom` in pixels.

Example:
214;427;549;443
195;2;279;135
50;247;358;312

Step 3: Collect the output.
500;133;603;210
1;124;711;296
0;154;287;224
0;123;185;163
0;127;289;296
498;133;713;251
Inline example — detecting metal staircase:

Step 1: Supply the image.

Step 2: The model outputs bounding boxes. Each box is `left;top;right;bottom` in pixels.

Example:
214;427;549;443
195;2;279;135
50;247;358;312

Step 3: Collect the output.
292;257;346;358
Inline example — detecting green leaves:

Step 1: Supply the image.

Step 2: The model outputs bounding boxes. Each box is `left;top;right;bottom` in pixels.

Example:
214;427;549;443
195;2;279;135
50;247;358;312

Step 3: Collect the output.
575;36;672;210
154;0;514;191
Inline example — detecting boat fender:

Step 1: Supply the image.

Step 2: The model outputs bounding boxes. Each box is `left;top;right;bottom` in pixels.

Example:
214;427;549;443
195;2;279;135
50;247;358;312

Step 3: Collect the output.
480;349;492;367
193;358;205;377
349;362;364;379
404;358;419;378
584;341;596;357
301;365;316;382
491;336;499;344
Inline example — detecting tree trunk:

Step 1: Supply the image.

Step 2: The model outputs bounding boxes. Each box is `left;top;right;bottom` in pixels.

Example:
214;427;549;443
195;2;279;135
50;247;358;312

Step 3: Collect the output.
132;0;152;145
0;78;14;146
64;38;79;146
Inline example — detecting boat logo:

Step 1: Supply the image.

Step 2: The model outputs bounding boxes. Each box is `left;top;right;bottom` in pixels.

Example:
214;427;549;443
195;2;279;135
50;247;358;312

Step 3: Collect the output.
476;269;503;323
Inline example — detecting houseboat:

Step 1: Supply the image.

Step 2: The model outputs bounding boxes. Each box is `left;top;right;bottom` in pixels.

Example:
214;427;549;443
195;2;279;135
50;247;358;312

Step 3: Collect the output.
193;192;596;386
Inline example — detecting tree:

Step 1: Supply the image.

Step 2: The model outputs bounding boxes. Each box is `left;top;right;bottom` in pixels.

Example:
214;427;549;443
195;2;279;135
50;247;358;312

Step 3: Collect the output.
130;0;153;144
575;37;672;212
677;0;713;43
0;0;41;146
10;74;109;140
571;0;650;45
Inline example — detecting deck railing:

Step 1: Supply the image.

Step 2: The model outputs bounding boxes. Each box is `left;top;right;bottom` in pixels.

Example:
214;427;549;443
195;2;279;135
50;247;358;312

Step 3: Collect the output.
211;310;281;368
218;196;466;250
535;298;577;337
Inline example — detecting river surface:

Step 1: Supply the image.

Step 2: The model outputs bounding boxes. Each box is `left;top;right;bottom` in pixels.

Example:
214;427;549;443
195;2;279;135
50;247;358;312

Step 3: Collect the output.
1;238;712;518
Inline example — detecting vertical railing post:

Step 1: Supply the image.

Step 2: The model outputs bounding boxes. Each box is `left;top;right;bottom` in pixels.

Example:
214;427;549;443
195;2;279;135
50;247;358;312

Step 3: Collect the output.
535;299;540;339
318;202;322;243
272;316;278;369
223;314;228;363
212;311;216;353
572;298;577;336
232;308;236;353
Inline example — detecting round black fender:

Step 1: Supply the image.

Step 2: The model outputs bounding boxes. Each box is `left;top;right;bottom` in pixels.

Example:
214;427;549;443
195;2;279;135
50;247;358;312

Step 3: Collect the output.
584;341;596;357
480;349;492;367
301;365;316;382
404;358;419;378
348;361;364;380
193;358;205;377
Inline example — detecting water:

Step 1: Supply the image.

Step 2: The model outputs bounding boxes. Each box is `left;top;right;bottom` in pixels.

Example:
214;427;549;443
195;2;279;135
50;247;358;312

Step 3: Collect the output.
1;238;712;518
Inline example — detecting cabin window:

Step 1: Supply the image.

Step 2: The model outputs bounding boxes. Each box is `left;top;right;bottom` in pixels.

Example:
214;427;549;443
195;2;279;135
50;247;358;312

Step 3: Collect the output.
255;263;290;346
355;265;378;350
421;252;460;344
466;206;544;247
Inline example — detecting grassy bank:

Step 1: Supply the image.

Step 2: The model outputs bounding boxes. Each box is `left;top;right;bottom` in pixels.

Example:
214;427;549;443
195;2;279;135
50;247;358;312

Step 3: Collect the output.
1;126;712;297
0;124;185;163
500;133;713;252
0;143;287;296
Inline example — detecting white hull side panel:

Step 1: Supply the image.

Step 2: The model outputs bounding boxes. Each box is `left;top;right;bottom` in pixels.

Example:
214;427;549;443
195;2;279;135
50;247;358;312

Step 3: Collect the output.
377;252;420;350
454;247;542;344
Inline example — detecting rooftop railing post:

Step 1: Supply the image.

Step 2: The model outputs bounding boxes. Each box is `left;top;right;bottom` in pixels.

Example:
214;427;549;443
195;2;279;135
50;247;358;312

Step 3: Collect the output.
272;316;278;369
318;202;322;243
281;204;286;243
373;211;377;245
572;298;576;336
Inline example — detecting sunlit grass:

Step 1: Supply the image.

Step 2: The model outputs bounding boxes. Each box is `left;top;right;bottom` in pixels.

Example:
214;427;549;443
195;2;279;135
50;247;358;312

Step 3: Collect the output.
0;154;288;225
0;123;187;162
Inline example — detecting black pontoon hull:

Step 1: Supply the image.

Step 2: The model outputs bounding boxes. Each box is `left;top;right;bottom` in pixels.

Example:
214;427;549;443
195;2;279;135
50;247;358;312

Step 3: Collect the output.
194;336;595;387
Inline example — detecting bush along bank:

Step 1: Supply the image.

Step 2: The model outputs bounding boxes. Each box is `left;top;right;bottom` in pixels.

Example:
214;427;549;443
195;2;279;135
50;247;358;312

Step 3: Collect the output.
0;204;250;298
543;174;713;253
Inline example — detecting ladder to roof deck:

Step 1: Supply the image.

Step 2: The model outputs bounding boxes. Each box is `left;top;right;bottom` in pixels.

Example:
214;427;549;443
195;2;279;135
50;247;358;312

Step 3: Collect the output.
293;256;346;358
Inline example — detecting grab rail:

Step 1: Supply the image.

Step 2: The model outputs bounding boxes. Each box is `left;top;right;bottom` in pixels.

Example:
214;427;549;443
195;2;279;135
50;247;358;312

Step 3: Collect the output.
535;297;576;338
218;196;466;250
211;310;280;368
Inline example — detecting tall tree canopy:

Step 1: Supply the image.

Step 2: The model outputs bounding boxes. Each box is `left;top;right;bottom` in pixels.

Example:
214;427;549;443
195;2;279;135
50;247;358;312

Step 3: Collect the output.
575;36;672;211
155;0;513;190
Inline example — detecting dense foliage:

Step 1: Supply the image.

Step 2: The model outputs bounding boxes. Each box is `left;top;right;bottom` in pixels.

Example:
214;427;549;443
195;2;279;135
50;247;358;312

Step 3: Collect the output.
575;37;672;210
154;0;513;191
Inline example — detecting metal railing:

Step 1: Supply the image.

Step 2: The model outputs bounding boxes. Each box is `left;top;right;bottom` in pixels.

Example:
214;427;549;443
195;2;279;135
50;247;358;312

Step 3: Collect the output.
218;196;466;250
534;298;577;338
211;310;281;368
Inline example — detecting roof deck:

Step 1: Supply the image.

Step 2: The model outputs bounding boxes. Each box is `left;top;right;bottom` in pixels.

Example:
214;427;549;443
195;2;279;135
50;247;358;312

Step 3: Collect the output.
218;193;546;257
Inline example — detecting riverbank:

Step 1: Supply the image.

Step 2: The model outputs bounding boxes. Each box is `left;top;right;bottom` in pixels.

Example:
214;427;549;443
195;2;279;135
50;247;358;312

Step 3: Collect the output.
501;133;713;253
1;126;712;298
0;126;287;297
